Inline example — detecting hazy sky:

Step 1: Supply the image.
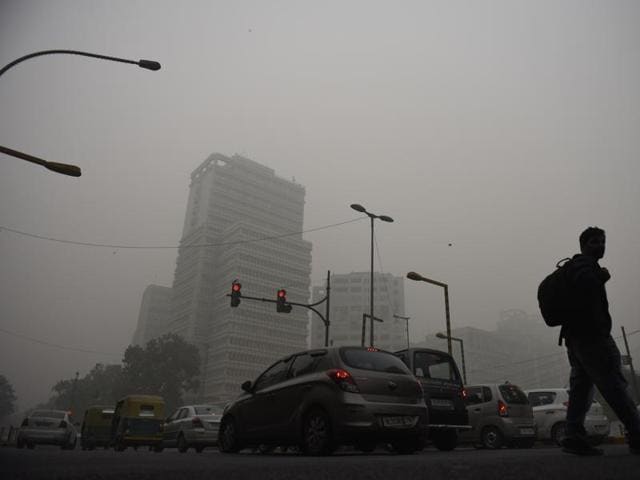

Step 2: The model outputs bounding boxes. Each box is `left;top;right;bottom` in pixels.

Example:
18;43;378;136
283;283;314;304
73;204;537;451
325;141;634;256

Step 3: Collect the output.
1;0;639;411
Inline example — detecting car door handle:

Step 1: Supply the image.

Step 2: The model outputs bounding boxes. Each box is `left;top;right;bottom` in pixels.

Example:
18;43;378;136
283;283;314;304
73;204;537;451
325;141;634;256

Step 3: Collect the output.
473;408;481;412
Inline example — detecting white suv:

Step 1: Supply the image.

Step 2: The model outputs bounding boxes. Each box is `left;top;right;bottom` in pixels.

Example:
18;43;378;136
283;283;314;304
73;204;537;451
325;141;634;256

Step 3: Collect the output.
525;388;610;445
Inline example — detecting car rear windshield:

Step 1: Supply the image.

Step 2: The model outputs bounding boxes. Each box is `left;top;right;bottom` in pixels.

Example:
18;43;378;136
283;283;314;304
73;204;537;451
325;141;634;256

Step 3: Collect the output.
195;406;223;415
527;391;557;407
31;410;65;419
413;351;460;382
499;384;529;404
340;348;411;374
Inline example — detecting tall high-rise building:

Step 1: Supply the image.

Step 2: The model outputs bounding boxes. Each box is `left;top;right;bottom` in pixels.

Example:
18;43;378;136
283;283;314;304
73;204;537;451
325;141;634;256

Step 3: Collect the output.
167;153;312;403
310;272;406;351
131;284;172;346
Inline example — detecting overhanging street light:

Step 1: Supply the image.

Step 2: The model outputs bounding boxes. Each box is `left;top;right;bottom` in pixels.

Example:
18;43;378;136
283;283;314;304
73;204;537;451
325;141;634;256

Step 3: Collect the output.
407;271;453;356
350;203;393;347
0;49;161;177
436;331;466;384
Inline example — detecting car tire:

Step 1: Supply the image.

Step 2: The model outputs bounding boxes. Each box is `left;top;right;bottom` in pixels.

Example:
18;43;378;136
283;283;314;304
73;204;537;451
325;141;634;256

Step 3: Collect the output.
551;422;567;447
218;415;243;453
481;426;504;449
177;434;189;453
432;430;458;451
590;435;606;446
301;408;334;456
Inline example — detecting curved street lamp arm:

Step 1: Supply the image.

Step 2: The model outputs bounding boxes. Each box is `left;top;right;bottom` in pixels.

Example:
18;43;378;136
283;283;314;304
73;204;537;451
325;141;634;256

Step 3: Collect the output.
0;145;81;177
0;50;160;79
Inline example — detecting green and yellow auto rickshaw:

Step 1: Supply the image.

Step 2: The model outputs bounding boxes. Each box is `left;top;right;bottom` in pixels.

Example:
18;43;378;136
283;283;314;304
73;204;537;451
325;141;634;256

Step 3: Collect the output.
81;405;114;450
111;395;165;451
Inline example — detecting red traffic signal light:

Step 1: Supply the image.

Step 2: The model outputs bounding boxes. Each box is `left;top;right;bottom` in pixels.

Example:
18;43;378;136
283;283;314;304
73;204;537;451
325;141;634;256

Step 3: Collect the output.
230;282;242;307
276;289;292;313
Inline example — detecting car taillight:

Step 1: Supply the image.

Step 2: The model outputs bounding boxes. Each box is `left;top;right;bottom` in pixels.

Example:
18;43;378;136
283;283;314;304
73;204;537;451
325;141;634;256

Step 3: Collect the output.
192;417;204;428
59;420;68;428
498;399;508;417
21;418;28;427
327;369;359;393
460;387;468;401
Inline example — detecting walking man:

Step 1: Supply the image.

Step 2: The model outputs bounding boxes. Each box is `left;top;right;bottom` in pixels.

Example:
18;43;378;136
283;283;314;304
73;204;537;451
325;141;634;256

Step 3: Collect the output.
561;226;640;455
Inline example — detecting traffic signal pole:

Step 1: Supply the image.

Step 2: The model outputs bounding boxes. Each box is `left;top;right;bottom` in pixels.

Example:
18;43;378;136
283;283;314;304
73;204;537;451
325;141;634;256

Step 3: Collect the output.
226;271;332;347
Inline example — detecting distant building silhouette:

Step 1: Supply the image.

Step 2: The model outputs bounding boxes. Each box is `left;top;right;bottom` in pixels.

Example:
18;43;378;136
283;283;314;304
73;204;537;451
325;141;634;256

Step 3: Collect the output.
309;272;407;351
131;285;172;347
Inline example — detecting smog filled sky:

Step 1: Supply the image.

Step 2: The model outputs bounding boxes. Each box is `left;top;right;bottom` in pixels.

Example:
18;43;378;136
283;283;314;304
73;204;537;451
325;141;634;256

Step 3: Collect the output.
1;0;640;411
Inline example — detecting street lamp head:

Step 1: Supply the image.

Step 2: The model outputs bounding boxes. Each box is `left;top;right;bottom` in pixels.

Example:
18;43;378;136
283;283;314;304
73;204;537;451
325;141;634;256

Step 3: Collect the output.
406;271;424;281
378;215;394;223
44;161;82;177
350;203;367;213
435;332;447;339
138;59;161;71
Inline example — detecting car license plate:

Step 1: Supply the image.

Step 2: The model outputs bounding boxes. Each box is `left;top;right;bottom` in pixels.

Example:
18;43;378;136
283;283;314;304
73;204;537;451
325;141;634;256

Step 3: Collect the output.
430;399;454;409
382;416;418;428
519;427;535;435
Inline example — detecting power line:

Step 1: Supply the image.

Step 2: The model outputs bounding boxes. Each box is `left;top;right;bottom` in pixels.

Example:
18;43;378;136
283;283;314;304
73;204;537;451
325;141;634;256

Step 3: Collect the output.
0;217;366;250
0;327;120;358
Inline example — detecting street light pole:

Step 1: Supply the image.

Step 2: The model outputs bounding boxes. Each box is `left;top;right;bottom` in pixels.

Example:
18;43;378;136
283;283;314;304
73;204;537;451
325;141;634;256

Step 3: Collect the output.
393;314;411;350
407;271;453;356
437;332;466;383
350;204;393;348
0;49;161;177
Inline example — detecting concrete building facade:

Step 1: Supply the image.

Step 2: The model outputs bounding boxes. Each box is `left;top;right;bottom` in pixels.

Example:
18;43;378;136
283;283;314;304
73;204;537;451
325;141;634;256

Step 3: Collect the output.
310;272;407;351
167;153;312;403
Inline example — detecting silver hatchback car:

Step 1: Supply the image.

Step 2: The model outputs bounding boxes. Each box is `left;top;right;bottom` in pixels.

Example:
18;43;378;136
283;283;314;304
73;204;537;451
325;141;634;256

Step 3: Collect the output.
16;410;78;450
218;346;429;455
159;404;223;452
461;383;536;449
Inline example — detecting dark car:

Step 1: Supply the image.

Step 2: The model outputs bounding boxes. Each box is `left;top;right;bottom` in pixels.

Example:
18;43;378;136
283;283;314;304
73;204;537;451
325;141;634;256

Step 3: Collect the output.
394;348;470;451
218;346;429;455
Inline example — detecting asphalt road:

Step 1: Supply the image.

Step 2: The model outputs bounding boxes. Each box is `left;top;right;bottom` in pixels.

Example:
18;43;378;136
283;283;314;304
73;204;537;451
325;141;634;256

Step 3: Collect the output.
1;444;637;480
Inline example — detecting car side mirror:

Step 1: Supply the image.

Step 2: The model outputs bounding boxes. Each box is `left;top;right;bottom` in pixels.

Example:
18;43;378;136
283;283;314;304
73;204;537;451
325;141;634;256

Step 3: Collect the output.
241;380;253;393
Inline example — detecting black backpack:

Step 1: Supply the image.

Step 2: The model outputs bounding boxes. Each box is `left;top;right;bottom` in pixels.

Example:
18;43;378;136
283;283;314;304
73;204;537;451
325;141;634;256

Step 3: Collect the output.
537;257;573;327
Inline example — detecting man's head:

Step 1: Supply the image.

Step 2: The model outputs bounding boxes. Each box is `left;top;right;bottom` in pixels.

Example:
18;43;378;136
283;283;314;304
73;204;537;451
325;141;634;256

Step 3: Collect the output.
579;226;606;259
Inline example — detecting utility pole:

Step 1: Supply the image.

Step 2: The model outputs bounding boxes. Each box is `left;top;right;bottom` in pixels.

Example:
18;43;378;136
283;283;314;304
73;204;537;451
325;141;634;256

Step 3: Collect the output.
361;313;384;347
69;371;79;416
621;326;640;403
393;314;410;350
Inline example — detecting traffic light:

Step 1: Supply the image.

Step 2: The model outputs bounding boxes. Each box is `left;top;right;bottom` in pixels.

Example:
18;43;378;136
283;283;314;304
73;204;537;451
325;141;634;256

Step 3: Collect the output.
230;281;241;307
276;289;292;313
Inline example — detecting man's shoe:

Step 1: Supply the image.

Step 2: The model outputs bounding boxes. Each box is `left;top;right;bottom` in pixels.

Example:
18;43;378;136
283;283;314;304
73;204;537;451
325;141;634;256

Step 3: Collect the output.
561;437;604;456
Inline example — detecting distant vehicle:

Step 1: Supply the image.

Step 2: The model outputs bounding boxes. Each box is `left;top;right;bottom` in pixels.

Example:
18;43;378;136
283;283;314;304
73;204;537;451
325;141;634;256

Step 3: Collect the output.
159;404;223;453
16;409;78;450
218;346;429;455
461;383;536;449
81;405;114;450
111;395;165;451
525;388;610;445
394;348;470;451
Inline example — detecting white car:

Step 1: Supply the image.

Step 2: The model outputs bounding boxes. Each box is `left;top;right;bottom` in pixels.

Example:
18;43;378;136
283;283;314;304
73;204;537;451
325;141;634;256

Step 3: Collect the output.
525;388;610;445
16;410;78;450
158;404;223;453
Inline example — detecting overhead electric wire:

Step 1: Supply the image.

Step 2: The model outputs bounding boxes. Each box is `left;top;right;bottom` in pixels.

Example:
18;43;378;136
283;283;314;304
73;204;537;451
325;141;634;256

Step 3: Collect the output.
0;217;366;250
0;326;120;358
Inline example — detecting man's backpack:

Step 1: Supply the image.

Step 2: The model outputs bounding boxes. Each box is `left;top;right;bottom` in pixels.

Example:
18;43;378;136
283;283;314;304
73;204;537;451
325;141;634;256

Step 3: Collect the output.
537;257;573;327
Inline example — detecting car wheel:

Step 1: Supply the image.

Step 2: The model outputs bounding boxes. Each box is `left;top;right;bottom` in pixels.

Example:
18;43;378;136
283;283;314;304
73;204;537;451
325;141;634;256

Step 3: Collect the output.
302;408;334;456
177;434;189;453
590;435;606;446
481;426;504;449
551;422;567;447
218;415;243;453
432;430;458;451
